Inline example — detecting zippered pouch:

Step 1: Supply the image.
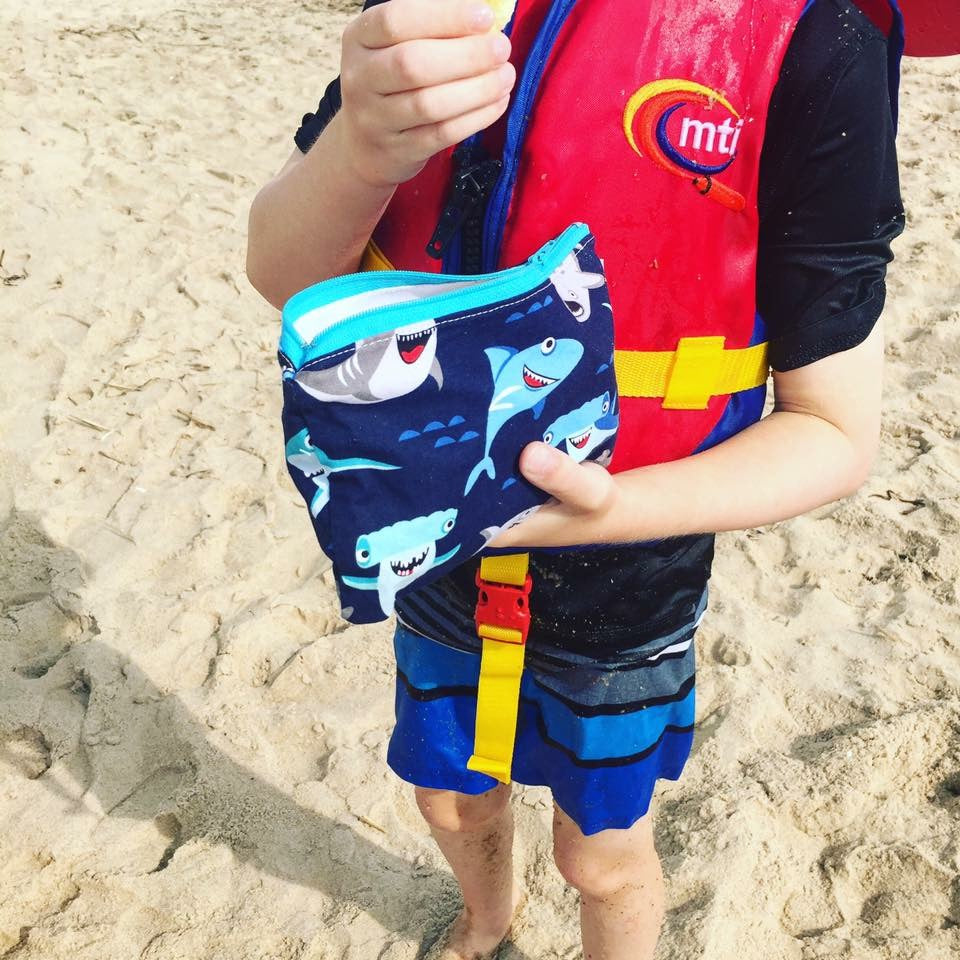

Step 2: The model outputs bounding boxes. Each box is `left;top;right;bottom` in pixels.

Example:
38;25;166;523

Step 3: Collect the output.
278;222;618;624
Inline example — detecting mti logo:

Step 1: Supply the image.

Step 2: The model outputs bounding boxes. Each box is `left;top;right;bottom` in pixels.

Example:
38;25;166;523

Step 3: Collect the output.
623;79;747;212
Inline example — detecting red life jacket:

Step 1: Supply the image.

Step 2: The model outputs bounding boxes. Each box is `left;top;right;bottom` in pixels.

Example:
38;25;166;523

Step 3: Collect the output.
362;0;899;471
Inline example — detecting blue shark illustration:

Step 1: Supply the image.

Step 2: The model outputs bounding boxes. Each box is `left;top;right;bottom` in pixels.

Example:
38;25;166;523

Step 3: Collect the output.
464;336;584;494
285;428;399;516
295;319;443;404
542;392;619;463
341;508;460;615
548;251;606;322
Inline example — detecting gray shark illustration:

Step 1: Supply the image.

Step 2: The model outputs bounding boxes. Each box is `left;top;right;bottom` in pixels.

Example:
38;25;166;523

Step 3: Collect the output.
479;504;544;545
295;319;443;404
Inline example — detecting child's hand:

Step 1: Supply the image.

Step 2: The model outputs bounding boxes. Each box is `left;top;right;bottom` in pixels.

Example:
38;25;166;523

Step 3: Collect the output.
338;0;516;189
488;443;625;549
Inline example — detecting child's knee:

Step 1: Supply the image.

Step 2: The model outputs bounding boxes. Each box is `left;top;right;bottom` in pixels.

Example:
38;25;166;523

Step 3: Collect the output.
414;783;511;834
552;808;660;900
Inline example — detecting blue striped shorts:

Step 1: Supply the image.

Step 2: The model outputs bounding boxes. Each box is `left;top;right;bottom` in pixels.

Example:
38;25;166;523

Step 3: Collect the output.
386;592;704;836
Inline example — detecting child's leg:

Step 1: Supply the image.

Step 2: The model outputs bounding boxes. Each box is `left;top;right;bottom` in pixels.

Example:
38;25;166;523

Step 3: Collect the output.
552;803;665;960
415;784;523;957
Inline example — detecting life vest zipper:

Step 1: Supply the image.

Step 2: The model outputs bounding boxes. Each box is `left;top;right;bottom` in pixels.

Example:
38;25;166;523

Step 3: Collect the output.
425;150;502;267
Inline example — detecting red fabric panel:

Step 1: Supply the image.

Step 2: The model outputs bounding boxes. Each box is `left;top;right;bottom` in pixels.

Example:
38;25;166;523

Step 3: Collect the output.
498;0;804;467
897;0;960;56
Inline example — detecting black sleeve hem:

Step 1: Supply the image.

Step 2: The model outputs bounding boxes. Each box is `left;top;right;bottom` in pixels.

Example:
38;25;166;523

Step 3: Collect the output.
293;0;388;153
768;277;885;372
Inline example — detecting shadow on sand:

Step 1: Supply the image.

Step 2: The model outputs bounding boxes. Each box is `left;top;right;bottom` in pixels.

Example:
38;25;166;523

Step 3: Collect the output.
0;509;537;958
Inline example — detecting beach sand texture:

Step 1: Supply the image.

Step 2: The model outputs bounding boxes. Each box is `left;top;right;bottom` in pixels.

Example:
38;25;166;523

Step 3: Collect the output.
2;2;959;958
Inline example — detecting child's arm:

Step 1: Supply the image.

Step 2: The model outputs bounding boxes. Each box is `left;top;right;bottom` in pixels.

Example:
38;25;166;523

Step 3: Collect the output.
246;0;514;309
490;320;884;548
494;14;901;552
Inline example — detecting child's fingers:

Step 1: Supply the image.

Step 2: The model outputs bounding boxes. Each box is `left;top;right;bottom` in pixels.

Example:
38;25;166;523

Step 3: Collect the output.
361;32;511;95
385;63;516;130
352;0;495;49
399;93;511;158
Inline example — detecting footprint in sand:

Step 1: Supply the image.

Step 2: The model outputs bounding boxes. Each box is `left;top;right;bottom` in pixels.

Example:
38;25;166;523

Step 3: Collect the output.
711;635;751;666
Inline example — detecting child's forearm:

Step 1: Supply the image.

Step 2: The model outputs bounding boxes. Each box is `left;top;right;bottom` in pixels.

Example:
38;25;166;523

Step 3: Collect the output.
246;114;396;309
610;408;874;542
491;324;884;550
496;410;875;550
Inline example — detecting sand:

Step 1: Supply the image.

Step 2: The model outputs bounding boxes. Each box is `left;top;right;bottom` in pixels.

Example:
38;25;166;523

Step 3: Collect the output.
1;2;958;958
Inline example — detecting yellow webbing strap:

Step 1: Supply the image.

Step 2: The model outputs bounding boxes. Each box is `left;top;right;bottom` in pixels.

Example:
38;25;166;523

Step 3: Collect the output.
467;553;530;784
615;337;769;409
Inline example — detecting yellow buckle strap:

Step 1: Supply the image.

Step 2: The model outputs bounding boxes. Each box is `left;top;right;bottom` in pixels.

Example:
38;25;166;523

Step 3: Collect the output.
615;337;769;410
467;553;530;784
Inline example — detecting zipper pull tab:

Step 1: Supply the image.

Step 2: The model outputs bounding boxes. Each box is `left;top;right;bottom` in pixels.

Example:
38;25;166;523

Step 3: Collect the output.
426;158;502;260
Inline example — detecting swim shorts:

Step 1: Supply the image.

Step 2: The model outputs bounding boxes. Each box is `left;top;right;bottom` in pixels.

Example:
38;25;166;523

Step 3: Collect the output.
387;590;704;836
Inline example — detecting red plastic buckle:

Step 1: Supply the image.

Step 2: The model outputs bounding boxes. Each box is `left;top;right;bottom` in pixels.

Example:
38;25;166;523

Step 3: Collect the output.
474;570;533;645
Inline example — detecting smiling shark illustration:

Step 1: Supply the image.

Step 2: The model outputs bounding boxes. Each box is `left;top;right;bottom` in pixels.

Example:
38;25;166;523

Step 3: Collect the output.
464;336;583;494
542;392;619;463
340;508;460;615
285;428;399;516
548;251;606;322
294;319;443;404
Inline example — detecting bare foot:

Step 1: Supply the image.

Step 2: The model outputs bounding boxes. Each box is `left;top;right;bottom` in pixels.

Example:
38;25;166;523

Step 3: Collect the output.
425;883;525;960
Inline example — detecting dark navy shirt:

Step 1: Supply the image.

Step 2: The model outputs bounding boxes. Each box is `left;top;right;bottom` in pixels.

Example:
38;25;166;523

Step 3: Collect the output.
293;0;904;654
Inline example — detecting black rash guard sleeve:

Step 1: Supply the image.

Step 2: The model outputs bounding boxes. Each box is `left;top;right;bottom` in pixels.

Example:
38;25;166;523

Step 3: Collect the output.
757;0;905;372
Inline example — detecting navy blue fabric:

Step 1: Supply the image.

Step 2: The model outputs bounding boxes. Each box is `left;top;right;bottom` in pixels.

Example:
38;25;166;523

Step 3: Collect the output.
279;229;617;624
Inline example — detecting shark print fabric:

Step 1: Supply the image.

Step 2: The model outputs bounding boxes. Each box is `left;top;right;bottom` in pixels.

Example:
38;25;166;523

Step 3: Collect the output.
464;336;583;494
548;249;607;322
284;428;399;516
342;509;461;616
278;222;618;624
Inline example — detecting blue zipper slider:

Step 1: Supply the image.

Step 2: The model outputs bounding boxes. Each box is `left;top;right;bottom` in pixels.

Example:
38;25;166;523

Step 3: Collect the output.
426;158;503;261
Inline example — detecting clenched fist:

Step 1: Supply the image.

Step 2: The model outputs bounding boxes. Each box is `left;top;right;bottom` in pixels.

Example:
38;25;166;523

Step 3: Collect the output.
338;0;516;188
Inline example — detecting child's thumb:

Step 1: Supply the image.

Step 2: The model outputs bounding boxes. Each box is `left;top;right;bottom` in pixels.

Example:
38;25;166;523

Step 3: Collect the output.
518;443;614;513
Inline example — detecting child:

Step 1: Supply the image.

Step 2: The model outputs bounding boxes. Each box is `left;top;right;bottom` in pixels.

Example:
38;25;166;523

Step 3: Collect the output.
247;0;903;956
